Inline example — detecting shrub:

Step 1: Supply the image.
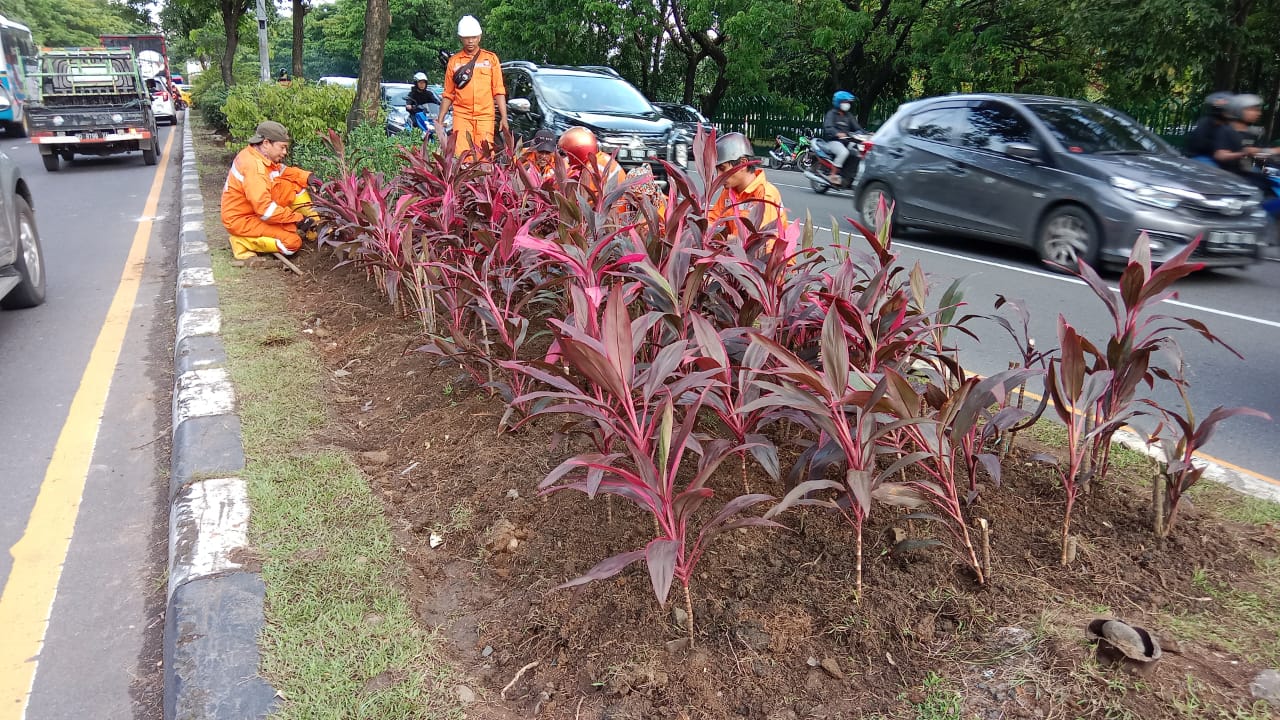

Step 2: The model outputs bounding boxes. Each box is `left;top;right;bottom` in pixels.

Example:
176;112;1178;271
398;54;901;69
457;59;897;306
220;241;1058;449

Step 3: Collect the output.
222;80;357;143
291;123;425;181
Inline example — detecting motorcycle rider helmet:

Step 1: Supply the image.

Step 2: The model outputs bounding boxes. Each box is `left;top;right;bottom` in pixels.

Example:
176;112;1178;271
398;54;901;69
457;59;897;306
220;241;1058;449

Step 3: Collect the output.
458;15;483;37
558;127;598;166
1226;93;1263;120
413;71;428;83
832;90;856;109
1203;91;1232;119
715;132;755;167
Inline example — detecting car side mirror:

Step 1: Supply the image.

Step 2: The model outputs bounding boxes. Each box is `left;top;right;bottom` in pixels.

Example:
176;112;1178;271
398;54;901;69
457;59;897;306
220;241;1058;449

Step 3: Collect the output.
1005;142;1042;162
508;98;531;114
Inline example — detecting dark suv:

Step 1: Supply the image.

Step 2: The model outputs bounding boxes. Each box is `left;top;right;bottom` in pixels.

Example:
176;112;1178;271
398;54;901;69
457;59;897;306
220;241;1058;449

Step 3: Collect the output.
502;62;690;181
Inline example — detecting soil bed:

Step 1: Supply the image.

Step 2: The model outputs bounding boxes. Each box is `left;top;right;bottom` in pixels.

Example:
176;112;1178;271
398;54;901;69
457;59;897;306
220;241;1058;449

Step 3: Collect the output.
268;243;1279;719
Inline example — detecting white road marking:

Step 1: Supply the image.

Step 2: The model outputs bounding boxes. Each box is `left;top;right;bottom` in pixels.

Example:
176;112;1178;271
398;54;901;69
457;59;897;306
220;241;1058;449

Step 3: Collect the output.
808;224;1280;330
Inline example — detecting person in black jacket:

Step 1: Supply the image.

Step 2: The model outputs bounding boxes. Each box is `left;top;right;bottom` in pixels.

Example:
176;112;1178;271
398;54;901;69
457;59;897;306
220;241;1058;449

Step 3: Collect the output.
822;90;863;185
1184;91;1232;160
407;72;440;133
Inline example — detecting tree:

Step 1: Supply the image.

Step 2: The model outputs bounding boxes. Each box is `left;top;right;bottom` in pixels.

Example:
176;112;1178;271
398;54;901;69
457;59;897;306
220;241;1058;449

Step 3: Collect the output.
290;0;307;78
347;0;390;130
0;0;148;46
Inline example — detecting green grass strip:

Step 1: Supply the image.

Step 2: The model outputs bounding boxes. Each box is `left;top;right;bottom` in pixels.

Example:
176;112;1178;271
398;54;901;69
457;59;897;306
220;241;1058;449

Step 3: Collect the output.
197;122;461;719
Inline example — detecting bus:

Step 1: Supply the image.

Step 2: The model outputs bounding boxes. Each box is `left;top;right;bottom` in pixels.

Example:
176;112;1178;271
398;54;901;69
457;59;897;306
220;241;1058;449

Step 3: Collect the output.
0;15;35;136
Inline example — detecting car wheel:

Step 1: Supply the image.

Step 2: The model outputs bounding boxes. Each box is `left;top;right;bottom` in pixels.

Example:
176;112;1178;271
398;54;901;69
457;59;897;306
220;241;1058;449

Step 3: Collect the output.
1037;205;1099;269
41;153;59;172
858;182;897;230
143;138;158;166
2;196;46;309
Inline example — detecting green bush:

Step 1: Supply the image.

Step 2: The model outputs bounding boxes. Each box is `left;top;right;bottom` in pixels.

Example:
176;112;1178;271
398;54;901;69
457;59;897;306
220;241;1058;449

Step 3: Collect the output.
291;122;430;180
223;81;357;144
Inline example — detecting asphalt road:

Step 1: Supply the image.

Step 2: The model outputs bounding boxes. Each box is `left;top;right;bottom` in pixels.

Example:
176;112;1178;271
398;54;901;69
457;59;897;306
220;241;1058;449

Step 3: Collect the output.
0;123;178;719
767;167;1280;482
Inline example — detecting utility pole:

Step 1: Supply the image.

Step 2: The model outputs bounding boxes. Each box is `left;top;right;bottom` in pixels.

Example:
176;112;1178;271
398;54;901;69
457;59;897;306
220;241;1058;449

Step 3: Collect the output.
256;0;271;82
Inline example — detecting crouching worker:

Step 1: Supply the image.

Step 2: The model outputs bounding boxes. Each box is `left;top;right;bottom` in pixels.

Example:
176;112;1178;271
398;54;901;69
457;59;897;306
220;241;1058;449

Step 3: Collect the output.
221;121;319;260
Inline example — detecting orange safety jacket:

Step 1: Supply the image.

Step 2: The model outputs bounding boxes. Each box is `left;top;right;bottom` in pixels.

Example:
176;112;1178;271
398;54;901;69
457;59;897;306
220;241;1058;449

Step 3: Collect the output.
221;145;311;242
442;49;505;120
709;168;787;229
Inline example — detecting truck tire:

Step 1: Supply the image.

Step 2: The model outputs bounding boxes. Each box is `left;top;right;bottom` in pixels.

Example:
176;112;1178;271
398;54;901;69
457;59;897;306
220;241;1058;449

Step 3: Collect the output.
1;196;47;309
41;153;59;172
142;138;158;166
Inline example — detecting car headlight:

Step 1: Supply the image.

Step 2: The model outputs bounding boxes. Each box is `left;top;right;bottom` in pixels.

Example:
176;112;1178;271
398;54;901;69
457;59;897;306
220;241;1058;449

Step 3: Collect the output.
1109;176;1188;210
675;142;688;167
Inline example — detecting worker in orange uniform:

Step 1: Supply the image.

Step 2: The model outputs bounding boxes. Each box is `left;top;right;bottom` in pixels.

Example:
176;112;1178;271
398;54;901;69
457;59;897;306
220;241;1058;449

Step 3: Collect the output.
709;132;789;251
522;128;558;180
221;121;319;260
438;15;508;157
558;127;625;195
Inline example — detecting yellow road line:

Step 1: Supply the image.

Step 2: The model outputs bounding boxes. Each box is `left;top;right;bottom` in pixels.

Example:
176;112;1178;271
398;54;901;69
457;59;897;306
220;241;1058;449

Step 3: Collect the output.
0;130;175;718
1015;384;1280;488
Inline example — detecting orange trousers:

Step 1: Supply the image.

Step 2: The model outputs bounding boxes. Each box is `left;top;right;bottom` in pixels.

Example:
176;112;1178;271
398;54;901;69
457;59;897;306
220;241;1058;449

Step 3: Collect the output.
451;114;495;157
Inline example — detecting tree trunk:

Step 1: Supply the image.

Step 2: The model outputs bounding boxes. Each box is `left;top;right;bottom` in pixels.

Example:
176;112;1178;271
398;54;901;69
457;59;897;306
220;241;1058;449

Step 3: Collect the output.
292;0;307;79
346;0;391;132
220;0;240;86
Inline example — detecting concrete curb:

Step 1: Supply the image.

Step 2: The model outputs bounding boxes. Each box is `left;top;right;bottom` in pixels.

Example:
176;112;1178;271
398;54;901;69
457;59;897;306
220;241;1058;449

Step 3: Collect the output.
164;121;276;719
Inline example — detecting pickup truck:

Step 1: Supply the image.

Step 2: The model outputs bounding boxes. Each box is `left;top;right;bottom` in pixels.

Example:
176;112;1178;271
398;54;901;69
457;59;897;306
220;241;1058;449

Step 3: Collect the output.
26;48;160;172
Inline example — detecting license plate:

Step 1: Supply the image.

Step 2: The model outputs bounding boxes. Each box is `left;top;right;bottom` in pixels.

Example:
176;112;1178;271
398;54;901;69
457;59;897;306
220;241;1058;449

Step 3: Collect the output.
1207;231;1256;248
81;132;103;140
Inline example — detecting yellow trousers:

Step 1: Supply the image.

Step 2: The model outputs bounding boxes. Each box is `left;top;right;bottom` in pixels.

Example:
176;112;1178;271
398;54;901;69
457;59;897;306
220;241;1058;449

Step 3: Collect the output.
229;189;318;260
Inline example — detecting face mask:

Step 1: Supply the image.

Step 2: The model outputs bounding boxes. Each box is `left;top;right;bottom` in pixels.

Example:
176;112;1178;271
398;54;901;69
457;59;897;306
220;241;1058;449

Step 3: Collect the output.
839;102;852;112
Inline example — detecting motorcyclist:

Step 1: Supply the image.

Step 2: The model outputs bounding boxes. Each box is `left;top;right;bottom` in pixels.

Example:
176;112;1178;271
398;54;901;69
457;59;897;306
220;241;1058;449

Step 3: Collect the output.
822;90;863;186
1184;91;1232;162
406;72;439;134
1211;94;1280;216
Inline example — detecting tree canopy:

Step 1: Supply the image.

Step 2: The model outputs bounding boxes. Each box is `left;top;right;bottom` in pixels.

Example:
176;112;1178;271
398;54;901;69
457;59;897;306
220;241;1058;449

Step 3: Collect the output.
0;0;150;47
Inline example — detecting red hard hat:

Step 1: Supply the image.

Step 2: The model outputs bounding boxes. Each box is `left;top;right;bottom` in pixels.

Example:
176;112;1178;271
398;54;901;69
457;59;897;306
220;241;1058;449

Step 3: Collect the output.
558;127;598;166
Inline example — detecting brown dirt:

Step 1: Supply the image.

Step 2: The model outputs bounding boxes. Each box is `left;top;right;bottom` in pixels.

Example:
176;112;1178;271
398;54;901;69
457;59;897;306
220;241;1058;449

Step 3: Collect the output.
260;246;1280;720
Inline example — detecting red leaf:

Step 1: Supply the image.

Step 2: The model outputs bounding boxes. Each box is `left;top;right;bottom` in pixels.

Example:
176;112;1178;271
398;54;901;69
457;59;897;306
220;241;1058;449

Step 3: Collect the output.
556;549;646;590
645;539;680;606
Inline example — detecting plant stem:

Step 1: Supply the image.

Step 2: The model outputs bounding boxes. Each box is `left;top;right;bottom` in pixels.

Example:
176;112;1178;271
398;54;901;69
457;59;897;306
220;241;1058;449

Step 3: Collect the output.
855;523;864;604
741;453;751;494
683;583;695;647
1151;467;1165;538
1060;497;1074;566
977;517;992;583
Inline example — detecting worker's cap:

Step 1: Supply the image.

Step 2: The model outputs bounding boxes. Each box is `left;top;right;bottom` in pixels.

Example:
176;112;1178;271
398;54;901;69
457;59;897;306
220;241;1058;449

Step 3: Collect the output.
250;120;291;144
531;129;556;152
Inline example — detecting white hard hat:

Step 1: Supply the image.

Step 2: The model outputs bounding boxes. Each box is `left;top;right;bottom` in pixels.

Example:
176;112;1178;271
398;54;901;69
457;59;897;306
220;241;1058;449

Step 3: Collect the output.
457;15;482;37
413;71;428;82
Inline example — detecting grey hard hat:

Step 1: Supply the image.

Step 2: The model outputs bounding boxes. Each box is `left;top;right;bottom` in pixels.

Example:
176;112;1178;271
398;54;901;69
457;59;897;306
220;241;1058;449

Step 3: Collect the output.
715;132;754;166
1226;93;1263;119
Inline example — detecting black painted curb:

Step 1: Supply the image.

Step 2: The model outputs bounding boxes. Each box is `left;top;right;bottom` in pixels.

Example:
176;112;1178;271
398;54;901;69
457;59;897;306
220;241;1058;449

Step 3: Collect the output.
164;120;276;719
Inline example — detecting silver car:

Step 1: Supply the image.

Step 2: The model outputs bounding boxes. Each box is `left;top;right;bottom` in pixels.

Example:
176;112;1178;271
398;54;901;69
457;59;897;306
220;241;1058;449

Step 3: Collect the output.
0;147;44;309
854;94;1268;269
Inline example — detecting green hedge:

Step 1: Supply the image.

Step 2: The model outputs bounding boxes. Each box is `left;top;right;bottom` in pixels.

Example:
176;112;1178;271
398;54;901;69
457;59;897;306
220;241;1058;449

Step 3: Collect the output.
291;123;430;180
222;81;357;144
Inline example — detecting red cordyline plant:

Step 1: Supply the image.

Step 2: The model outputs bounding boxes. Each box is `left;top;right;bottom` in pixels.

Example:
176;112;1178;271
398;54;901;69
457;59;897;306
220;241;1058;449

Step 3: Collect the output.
506;287;777;641
1038;316;1138;565
1144;387;1269;537
1053;234;1240;489
687;316;783;492
874;366;1040;583
746;310;913;600
990;295;1056;455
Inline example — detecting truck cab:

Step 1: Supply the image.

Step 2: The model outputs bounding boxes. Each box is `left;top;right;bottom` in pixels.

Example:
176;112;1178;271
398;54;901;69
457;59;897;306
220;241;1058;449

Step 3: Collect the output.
26;48;160;172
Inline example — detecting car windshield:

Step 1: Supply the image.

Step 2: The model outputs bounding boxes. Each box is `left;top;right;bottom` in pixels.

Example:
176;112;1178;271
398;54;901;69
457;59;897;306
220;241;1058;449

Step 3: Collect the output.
1027;102;1167;155
537;74;653;114
384;87;410;106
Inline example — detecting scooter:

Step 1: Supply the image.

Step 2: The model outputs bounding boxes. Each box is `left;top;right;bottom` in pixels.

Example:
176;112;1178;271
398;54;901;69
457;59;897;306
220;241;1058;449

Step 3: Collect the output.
802;132;873;194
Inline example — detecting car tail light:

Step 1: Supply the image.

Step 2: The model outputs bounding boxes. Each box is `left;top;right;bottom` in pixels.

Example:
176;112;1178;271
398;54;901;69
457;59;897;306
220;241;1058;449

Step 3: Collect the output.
860;140;873;155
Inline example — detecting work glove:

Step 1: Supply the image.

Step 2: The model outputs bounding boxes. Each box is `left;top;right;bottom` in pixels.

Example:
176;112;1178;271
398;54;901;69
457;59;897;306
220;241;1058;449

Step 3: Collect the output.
296;216;317;236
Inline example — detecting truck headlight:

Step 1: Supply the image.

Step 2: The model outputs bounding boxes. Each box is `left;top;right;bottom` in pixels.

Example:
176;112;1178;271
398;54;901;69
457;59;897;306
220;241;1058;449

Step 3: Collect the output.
112;113;124;123
52;116;64;126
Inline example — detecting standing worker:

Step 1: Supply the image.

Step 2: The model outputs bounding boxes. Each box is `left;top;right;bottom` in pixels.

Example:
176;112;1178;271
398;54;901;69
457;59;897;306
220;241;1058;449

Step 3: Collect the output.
221;121;319;260
437;15;508;157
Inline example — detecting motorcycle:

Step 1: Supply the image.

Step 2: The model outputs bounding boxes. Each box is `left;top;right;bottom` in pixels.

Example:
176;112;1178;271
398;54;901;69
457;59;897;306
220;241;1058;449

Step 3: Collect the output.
802;132;873;194
768;132;814;170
